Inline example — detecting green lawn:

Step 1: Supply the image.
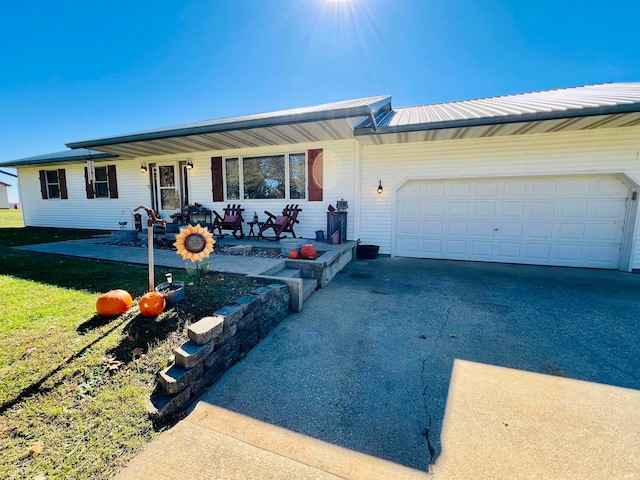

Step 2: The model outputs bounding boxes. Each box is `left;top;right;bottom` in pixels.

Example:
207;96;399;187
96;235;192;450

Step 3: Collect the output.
0;208;24;228
0;221;258;479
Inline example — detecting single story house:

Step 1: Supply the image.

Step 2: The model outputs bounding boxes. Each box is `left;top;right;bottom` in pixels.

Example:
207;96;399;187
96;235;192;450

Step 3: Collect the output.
2;83;640;272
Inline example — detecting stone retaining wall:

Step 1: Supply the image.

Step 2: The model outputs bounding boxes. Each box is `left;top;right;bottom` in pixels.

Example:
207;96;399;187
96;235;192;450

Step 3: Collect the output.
147;283;290;422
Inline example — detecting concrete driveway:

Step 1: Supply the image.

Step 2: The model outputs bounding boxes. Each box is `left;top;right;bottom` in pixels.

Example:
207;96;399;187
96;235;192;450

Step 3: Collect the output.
193;257;639;477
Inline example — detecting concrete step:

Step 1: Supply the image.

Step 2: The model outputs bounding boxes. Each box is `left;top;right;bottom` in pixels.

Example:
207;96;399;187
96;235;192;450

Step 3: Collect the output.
302;278;318;302
274;268;302;278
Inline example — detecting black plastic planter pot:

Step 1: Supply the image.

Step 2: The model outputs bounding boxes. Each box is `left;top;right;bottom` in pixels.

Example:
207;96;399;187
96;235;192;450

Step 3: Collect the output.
155;281;185;306
356;244;380;260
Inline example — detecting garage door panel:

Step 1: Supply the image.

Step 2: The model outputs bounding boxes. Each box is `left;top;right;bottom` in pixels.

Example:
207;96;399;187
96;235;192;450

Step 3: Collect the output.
558;223;585;240
472;221;495;236
421;239;443;256
528;222;554;239
447;221;468;236
526;243;552;259
556;244;584;261
470;241;493;256
502;201;526;217
559;200;587;218
498;222;524;238
422;221;443;235
449;201;470;216
589;177;629;197
445;240;467;255
497;242;522;258
448;183;471;197
590;222;624;241
421;183;445;198
473;201;497;216
529;201;555;217
529;179;559;196
397;219;419;235
474;181;498;197
423;201;445;216
397;202;420;217
589;199;627;219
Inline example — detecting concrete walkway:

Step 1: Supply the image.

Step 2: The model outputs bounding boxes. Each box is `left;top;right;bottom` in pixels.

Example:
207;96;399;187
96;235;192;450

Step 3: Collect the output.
115;257;640;479
15;237;284;276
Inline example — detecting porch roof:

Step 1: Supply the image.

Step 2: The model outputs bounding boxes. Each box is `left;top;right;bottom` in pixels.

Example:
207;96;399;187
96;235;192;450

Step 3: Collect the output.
65;96;392;158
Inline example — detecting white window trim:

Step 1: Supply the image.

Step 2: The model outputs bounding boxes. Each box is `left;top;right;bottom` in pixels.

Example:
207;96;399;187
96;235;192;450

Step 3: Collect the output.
93;165;110;199
223;152;307;202
45;170;61;199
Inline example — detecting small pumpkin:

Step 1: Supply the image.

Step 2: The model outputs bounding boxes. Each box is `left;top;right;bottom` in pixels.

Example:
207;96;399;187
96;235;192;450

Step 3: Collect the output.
300;244;317;260
139;291;166;317
288;250;299;259
96;289;133;317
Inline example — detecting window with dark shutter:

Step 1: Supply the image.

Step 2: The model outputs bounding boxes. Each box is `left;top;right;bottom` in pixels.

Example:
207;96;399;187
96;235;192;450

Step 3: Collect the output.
307;148;323;201
107;165;118;198
211;157;223;202
58;169;68;199
84;167;95;199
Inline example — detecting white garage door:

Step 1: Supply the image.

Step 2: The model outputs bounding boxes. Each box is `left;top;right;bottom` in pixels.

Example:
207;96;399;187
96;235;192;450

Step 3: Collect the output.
395;176;629;269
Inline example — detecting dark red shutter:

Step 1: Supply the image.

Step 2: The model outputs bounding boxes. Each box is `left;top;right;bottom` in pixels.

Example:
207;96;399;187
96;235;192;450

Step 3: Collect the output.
308;149;323;201
84;167;94;199
39;170;48;199
107;165;119;198
211;157;223;202
58;169;68;199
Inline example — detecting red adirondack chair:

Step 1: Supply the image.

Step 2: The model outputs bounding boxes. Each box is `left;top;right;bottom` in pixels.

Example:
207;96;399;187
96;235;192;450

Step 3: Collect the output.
259;204;302;241
213;204;245;239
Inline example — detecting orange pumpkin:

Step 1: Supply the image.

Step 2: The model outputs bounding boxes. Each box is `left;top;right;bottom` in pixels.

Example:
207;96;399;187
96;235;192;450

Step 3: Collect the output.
300;244;317;260
96;289;133;317
288;250;299;259
139;291;166;317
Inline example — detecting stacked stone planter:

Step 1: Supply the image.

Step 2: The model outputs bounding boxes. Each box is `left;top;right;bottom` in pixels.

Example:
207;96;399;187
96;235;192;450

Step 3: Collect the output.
147;283;290;421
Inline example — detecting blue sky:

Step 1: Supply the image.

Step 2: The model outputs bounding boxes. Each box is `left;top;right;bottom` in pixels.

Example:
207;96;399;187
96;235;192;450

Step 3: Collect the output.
1;0;639;202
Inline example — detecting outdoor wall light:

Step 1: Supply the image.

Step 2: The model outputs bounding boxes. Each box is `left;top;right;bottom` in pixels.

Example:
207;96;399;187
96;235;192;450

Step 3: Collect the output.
377;180;383;194
186;158;194;170
140;162;148;173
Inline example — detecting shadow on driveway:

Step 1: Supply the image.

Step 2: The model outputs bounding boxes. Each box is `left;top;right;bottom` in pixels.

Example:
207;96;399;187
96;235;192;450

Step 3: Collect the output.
195;257;640;471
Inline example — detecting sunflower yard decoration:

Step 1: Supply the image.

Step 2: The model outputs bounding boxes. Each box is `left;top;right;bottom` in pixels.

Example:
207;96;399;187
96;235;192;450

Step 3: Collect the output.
174;224;215;289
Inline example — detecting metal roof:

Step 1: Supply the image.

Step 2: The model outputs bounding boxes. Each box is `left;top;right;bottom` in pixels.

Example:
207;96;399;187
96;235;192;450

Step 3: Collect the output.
66;96;391;151
355;83;640;135
0;148;118;167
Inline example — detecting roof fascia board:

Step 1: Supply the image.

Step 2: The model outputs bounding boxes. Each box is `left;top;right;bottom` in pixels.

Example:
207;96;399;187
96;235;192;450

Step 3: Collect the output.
66;98;392;150
354;103;640;136
0;151;118;168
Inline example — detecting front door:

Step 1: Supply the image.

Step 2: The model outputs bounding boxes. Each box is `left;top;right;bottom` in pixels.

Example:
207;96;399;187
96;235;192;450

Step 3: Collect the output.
153;164;180;219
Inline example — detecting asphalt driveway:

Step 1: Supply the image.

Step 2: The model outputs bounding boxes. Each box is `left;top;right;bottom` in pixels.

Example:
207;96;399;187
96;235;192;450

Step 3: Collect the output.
194;257;640;475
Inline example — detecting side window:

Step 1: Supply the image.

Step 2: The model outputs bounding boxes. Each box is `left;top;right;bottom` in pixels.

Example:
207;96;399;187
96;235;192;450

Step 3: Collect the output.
39;169;68;200
94;167;109;198
84;165;119;199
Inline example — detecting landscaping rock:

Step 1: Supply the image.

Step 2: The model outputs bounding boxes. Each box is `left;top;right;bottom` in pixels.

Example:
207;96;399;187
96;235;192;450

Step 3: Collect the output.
188;316;224;345
174;340;215;369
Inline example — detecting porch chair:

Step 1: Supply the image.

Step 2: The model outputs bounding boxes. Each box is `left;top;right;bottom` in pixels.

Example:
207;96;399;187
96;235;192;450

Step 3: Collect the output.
212;204;245;239
258;204;302;241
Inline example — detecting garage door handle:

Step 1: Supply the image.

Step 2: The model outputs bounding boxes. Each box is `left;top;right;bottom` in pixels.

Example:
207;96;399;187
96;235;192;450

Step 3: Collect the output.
494;228;499;231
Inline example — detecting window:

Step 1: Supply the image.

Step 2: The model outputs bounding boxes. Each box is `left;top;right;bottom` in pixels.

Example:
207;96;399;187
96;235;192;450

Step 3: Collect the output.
84;164;118;199
224;153;306;201
46;170;60;198
94;166;109;198
39;169;68;200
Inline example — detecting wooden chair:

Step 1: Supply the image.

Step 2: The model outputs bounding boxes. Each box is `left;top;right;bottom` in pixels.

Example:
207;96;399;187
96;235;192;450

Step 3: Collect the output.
259;204;302;241
213;204;245;239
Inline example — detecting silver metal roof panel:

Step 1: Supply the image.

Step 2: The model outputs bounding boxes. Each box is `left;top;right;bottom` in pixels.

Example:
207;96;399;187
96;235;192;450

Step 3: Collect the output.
355;83;640;135
67;95;391;150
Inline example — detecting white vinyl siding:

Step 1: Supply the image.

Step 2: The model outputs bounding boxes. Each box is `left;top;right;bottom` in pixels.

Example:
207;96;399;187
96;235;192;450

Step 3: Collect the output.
360;125;640;270
18;139;358;240
20;161;149;230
